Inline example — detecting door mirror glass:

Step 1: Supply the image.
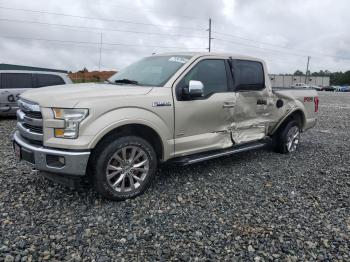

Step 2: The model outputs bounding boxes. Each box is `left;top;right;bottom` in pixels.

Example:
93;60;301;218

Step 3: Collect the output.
188;80;204;97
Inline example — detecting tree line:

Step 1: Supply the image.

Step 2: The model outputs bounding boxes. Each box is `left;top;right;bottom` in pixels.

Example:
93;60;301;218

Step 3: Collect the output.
293;70;350;85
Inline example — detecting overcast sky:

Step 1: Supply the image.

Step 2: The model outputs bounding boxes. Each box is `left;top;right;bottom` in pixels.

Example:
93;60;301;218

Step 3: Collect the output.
0;0;349;73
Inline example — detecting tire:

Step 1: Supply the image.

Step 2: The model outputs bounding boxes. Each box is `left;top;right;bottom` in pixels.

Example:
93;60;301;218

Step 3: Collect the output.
274;120;301;154
90;136;157;201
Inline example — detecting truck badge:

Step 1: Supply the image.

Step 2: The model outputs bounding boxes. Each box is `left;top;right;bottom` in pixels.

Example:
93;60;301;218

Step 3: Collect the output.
152;102;171;107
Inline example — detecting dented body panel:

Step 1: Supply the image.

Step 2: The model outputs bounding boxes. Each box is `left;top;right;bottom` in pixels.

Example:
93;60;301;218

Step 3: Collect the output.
16;52;318;173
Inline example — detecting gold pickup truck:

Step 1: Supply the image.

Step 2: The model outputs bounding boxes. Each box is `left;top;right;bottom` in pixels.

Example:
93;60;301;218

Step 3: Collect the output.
13;52;318;200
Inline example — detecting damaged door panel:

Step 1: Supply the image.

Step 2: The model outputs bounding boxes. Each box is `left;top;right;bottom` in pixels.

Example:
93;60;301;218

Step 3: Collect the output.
230;59;274;144
231;91;272;144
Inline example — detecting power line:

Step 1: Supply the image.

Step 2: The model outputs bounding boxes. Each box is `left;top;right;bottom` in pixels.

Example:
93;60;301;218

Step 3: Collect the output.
214;37;350;61
0;18;208;39
86;1;208;21
214;31;350;61
0;6;206;31
213;31;291;49
0;35;207;50
214;38;307;58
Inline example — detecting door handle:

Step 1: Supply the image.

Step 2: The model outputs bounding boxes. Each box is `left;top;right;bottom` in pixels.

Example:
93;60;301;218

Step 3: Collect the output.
257;99;267;105
223;102;235;108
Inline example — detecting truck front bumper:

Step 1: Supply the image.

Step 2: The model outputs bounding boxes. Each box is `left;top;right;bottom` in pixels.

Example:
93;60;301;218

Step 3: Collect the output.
13;131;90;176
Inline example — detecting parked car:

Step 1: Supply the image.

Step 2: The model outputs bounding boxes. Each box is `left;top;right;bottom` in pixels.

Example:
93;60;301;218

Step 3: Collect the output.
13;52;319;200
338;86;350;92
322;86;336;92
291;83;310;88
309;85;322;91
0;70;72;116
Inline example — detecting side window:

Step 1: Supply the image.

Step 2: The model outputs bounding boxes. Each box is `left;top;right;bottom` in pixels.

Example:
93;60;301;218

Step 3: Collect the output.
234;60;265;91
1;73;33;89
179;59;228;97
36;74;65;88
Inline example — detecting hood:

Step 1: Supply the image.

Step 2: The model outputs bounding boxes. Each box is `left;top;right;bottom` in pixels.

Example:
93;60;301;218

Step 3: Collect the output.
20;83;153;108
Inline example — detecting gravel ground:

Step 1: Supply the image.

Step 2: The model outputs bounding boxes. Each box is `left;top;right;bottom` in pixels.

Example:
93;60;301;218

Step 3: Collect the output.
1;92;349;261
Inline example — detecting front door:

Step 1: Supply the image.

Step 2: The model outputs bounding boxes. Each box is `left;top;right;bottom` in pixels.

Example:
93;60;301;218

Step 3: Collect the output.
173;57;235;157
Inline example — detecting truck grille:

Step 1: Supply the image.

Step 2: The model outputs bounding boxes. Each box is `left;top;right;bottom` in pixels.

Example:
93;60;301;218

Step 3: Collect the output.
17;99;43;142
22;123;43;134
23;110;42;119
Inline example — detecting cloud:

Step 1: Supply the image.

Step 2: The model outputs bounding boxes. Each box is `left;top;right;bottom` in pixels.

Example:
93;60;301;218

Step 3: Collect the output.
0;0;349;73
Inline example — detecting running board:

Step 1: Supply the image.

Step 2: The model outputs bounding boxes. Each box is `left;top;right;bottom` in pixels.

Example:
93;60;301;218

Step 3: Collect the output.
170;141;268;166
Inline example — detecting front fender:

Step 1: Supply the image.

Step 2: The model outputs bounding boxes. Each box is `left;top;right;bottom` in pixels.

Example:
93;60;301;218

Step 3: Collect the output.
83;107;173;157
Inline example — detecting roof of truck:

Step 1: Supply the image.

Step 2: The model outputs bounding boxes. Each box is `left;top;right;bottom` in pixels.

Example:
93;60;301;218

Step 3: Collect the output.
153;52;262;62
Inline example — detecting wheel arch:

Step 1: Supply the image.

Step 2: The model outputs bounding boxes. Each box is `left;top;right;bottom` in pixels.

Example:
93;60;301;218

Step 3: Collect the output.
90;123;165;162
271;109;306;135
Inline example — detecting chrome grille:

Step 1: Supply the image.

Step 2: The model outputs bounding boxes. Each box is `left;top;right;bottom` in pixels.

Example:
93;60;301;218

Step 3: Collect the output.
22;123;43;134
17;99;43;142
22;110;42;119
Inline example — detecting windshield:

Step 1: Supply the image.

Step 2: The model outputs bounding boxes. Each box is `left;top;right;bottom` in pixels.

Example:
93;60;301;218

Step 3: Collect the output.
108;55;192;87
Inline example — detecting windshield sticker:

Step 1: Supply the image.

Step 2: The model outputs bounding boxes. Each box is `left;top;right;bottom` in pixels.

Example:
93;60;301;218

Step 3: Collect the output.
168;57;189;64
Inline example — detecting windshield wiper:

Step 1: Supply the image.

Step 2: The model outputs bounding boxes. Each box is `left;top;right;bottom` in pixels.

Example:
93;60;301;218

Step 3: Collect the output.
114;79;139;85
104;79;114;84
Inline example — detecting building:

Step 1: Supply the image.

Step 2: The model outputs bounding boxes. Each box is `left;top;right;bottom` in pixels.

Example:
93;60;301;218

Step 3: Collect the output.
269;74;330;88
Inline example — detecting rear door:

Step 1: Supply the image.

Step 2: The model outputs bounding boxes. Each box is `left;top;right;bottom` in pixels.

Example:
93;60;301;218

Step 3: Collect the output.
0;73;33;113
231;60;274;144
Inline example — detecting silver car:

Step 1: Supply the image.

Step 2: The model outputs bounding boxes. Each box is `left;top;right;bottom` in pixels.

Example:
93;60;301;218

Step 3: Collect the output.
0;70;72;116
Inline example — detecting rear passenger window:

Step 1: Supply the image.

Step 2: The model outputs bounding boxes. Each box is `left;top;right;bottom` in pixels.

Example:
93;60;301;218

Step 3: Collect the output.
179;59;228;97
36;74;64;87
234;60;265;91
1;73;33;89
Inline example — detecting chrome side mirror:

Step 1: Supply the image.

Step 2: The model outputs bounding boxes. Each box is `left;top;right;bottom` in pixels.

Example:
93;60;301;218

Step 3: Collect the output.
188;80;204;97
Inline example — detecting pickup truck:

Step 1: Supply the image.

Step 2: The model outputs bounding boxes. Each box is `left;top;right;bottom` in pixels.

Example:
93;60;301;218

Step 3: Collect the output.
13;52;318;200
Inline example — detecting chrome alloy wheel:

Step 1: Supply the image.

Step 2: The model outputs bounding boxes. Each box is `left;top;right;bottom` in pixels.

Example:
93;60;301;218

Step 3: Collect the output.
286;126;300;152
106;146;149;192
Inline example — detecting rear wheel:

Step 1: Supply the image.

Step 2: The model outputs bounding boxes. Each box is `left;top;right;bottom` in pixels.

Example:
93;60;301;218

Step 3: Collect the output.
91;136;157;200
274;120;301;154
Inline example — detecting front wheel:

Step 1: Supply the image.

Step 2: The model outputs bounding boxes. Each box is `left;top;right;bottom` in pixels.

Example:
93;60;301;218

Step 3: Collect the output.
274;120;301;154
91;136;157;201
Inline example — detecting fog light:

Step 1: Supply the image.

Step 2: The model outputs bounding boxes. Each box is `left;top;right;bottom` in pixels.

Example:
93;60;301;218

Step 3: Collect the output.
54;129;65;137
46;155;65;168
58;156;65;165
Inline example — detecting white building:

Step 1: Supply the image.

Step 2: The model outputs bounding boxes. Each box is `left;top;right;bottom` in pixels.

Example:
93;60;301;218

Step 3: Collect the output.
269;75;330;88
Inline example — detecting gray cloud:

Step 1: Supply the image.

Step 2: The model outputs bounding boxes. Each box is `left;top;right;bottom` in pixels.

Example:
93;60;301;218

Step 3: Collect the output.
0;0;349;73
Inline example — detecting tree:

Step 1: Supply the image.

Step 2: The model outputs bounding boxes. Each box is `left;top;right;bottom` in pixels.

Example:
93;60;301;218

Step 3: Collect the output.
293;70;303;76
78;67;89;73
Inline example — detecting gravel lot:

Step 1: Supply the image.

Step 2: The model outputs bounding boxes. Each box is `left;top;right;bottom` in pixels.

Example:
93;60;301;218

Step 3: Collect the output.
1;92;349;261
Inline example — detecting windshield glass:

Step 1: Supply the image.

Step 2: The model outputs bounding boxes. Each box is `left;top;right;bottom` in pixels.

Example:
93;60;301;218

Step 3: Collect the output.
108;55;192;87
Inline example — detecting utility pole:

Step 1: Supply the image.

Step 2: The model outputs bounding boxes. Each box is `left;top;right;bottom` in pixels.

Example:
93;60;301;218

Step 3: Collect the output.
305;56;310;84
207;18;212;52
98;32;103;71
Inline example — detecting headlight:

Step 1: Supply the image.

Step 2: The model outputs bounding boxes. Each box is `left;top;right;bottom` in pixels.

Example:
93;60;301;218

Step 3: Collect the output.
52;108;88;139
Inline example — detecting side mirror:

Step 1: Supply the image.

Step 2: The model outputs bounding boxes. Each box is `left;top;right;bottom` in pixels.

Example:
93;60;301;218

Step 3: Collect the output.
188;80;204;97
